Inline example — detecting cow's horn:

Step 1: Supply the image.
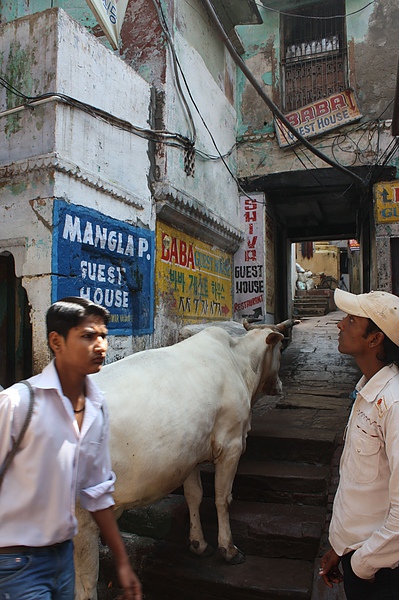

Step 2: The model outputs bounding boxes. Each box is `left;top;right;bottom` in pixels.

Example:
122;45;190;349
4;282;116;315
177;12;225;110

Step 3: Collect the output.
275;319;299;335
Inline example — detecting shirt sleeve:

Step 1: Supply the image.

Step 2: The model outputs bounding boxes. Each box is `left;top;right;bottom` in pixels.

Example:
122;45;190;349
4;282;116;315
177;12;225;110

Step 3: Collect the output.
78;401;116;512
351;401;399;579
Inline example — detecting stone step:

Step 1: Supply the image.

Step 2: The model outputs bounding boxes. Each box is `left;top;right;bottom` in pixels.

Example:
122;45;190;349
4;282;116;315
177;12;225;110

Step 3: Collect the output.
246;413;336;465
295;289;332;297
98;535;314;600
294;307;328;317
294;297;329;305
204;459;329;506
118;495;326;561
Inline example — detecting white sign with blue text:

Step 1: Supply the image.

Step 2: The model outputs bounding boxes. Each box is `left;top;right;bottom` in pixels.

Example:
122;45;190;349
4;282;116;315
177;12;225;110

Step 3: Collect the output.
85;0;129;50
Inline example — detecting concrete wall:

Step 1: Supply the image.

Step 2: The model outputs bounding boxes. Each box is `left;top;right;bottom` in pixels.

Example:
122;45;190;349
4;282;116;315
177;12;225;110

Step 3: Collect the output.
0;9;152;370
0;1;245;370
296;244;340;282
117;0;243;339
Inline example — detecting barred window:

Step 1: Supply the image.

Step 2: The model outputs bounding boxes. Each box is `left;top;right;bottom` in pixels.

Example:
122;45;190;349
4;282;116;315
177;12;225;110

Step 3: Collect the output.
282;1;347;113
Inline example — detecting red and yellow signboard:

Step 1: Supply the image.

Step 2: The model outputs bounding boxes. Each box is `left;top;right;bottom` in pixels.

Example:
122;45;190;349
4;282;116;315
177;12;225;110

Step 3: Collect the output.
374;182;399;223
275;89;362;148
156;222;233;321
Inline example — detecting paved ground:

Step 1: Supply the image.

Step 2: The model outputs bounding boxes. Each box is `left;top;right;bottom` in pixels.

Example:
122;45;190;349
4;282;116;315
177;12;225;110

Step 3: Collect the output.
268;310;360;600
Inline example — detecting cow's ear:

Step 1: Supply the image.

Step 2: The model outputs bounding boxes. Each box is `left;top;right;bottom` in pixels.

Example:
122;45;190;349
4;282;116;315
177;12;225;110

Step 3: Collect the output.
266;331;284;346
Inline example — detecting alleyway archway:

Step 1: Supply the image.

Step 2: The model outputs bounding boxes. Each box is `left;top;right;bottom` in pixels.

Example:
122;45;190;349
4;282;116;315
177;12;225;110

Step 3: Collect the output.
242;165;396;320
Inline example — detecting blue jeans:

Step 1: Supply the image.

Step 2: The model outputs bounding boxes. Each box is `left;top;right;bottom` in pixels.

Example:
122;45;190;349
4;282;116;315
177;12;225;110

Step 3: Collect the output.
342;550;399;600
0;541;74;600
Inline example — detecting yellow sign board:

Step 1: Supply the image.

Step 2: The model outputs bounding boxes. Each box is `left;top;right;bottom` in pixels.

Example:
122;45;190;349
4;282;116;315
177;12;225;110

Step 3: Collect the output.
374;182;399;223
156;222;233;321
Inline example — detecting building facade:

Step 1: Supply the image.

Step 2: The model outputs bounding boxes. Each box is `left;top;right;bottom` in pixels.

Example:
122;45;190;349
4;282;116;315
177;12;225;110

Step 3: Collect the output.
0;0;264;383
235;0;399;312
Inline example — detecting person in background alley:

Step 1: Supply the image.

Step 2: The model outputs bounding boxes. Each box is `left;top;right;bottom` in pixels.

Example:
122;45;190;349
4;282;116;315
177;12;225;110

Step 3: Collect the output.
0;297;142;600
319;289;399;599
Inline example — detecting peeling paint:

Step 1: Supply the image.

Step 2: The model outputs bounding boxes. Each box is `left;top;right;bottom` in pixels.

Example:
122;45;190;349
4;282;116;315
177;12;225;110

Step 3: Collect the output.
8;181;27;195
3;41;36;136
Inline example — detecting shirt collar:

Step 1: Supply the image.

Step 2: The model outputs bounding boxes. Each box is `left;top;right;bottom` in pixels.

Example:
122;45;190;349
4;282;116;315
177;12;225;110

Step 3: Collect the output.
32;359;104;409
356;363;399;403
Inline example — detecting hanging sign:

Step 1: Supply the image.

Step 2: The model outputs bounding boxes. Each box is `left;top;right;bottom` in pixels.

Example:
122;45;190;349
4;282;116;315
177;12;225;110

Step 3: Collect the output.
85;0;129;50
275;89;362;148
234;194;267;322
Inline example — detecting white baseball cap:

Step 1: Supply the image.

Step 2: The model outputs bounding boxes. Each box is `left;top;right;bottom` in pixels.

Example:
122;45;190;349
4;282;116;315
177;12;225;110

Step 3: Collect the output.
334;289;399;346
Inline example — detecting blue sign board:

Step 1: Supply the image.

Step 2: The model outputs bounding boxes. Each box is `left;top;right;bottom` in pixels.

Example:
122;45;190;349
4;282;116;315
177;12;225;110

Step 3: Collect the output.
52;199;154;335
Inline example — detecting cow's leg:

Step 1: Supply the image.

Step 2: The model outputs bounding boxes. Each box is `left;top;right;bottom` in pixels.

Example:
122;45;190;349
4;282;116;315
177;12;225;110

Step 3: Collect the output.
214;442;246;565
183;466;213;557
74;503;100;600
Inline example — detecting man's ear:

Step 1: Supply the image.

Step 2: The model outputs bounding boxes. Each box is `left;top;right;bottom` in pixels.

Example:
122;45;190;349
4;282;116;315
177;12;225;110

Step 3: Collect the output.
48;331;63;355
369;331;385;348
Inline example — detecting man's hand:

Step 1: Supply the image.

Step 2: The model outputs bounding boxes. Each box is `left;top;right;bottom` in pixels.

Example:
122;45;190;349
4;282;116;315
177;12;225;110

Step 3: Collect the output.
319;548;343;588
116;560;142;600
91;508;142;600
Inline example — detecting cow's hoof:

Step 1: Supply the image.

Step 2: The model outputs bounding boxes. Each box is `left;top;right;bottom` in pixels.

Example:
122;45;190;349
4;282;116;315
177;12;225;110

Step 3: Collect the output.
189;540;215;558
218;547;246;565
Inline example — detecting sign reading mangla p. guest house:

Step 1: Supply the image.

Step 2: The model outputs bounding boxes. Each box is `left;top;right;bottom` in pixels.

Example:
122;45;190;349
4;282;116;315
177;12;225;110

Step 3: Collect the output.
275;89;362;147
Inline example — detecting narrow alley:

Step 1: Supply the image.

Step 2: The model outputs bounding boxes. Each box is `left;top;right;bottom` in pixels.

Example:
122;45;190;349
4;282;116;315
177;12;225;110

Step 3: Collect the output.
98;311;360;600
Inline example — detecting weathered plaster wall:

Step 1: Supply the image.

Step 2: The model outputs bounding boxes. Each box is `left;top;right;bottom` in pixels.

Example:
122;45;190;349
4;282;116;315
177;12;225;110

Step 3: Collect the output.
0;0;96;26
346;0;399;119
120;0;241;231
236;8;280;138
162;28;239;228
0;9;153;369
120;0;167;87
235;0;398;179
375;212;399;292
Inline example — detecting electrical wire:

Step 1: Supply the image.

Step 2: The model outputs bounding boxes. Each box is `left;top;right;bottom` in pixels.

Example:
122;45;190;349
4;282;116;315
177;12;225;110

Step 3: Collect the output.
257;1;376;20
0;77;194;150
150;0;259;200
150;0;196;143
201;0;366;187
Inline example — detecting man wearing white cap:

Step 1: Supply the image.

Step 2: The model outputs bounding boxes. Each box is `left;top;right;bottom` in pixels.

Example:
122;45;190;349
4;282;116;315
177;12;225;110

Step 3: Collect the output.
319;289;399;599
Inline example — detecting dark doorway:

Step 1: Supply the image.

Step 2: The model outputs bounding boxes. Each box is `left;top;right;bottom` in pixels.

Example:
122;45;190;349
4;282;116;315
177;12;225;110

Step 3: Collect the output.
0;253;32;388
391;238;399;297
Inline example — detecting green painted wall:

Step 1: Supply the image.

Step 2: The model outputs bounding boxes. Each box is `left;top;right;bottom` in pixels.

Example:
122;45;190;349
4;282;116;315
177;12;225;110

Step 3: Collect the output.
0;1;96;28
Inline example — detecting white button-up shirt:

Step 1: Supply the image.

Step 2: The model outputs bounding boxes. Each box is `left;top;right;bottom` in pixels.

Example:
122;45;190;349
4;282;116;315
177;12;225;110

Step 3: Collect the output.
0;360;115;547
329;363;399;579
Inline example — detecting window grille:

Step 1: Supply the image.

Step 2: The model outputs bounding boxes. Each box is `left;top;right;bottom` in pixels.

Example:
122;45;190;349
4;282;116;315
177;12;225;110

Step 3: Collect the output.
282;1;347;113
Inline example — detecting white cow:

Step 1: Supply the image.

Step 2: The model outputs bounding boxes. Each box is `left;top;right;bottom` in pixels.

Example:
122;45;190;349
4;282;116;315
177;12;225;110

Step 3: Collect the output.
74;320;292;599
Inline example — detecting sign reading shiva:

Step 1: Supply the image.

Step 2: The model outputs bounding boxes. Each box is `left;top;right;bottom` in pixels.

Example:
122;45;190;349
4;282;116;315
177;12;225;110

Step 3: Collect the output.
52;199;154;335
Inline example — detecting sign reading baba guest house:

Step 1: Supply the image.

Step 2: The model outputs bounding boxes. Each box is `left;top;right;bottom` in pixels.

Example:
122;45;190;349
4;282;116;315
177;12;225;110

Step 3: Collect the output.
275;89;362;148
52;200;154;335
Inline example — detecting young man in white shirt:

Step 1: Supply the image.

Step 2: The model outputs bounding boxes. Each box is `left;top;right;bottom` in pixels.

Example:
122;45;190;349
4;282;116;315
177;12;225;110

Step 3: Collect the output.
0;297;142;600
320;289;399;600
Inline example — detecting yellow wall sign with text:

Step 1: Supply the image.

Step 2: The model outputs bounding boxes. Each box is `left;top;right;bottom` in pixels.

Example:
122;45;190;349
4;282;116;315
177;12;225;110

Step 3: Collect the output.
374;182;399;223
156;222;233;321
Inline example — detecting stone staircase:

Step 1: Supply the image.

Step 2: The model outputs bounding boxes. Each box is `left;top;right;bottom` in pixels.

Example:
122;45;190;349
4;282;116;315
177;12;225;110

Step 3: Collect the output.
96;314;357;600
97;405;350;600
293;290;335;317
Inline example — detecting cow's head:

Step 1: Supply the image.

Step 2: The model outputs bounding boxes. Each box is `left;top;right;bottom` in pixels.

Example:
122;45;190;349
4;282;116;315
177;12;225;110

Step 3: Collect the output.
243;319;297;398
